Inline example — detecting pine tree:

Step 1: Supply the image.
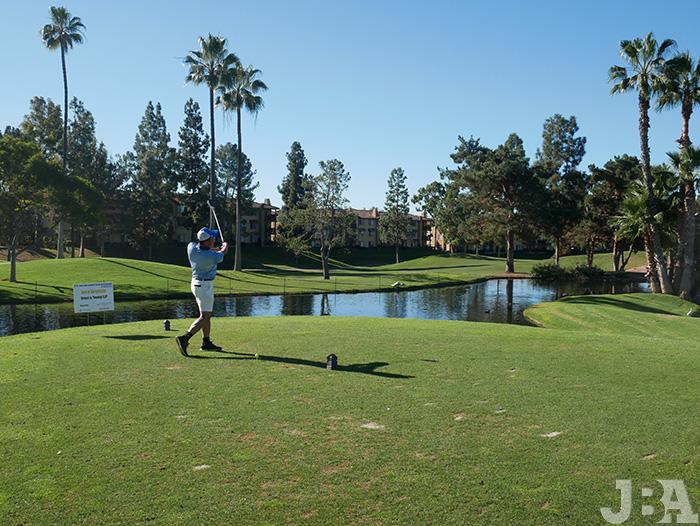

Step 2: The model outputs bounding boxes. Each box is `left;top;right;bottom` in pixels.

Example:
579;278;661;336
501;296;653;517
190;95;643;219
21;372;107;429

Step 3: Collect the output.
127;101;176;259
176;98;210;237
217;142;258;205
67;98;107;256
534;114;588;265
19;96;63;159
380;167;410;263
278;141;309;209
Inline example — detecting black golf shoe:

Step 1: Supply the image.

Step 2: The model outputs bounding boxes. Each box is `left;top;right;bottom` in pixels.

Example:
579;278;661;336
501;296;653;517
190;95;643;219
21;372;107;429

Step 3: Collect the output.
200;340;223;352
176;335;189;357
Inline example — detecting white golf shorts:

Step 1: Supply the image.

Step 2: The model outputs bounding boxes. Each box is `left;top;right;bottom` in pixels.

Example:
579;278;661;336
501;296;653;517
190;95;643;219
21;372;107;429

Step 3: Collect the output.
191;279;215;312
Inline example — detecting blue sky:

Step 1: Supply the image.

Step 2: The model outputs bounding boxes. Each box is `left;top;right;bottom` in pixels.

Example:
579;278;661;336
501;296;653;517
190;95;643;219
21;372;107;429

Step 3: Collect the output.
2;0;700;209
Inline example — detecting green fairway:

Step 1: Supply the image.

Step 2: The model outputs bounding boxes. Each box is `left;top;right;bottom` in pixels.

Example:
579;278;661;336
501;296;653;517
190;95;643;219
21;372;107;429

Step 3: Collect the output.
525;292;700;337
0;251;646;304
1;293;699;524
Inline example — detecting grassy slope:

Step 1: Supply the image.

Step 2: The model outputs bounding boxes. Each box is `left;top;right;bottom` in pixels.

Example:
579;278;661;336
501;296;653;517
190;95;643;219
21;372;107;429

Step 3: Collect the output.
1;294;699;524
0;251;646;304
524;293;700;338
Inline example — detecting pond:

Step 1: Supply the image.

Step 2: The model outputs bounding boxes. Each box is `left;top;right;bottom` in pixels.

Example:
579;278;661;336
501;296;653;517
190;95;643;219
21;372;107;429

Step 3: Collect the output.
0;278;649;337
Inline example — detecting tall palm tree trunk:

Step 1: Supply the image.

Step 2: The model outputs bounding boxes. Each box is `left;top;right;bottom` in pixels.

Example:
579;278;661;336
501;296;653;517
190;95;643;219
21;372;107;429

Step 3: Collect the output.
209;87;216;228
234;105;243;271
676;103;696;299
57;45;68;259
643;228;661;292
639;94;673;293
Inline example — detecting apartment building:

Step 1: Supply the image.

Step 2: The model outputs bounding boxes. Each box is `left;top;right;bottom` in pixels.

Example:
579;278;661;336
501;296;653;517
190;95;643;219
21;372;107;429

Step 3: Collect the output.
240;199;279;246
350;208;433;248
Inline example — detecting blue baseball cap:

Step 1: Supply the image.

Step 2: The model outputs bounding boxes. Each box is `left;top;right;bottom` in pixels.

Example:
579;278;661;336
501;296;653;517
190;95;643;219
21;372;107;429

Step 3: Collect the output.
197;227;220;241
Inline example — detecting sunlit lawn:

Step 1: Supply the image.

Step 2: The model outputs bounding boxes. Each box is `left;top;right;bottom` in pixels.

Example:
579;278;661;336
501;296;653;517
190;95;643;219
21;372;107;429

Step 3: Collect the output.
1;293;698;524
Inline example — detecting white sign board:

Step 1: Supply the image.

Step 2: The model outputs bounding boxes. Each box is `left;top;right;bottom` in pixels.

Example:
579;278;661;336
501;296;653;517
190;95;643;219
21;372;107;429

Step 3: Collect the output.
73;282;115;314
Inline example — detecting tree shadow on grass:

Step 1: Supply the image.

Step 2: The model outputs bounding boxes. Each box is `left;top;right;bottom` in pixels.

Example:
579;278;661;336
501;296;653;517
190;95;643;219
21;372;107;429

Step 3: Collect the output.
562;296;680;316
11;281;71;293
104;335;171;341
190;350;414;379
100;258;190;284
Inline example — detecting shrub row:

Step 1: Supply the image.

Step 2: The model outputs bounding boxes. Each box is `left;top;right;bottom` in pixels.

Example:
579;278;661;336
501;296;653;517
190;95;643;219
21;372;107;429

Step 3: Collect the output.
530;263;607;281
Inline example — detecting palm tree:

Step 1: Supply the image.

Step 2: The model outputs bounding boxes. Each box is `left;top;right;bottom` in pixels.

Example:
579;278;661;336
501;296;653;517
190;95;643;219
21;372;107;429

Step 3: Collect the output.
184;35;239;227
613;183;660;291
218;65;267;271
666;146;700;298
609;33;675;293
41;6;85;259
657;52;700;298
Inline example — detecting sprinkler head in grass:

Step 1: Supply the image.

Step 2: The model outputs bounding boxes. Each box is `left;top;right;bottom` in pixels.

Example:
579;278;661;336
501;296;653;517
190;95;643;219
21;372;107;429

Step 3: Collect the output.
163;320;171;331
326;354;338;370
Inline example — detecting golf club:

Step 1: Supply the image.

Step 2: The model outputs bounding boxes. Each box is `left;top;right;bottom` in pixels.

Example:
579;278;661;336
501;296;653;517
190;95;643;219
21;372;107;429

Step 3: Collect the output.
208;200;225;244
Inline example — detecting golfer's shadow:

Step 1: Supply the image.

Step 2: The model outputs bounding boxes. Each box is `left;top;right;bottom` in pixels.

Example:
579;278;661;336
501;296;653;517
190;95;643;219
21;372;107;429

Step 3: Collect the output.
190;351;414;379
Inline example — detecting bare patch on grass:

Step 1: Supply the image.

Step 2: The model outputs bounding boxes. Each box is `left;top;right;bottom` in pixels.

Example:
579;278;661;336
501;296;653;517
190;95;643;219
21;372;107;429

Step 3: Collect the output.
361;422;385;430
322;461;351;474
642;453;657;461
453;412;466;421
193;464;210;471
541;431;562;438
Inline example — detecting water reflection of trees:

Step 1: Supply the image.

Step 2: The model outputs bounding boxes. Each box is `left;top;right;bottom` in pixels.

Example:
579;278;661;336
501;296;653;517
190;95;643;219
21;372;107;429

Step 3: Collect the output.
320;293;331;316
1;278;652;337
282;294;315;316
383;291;408;318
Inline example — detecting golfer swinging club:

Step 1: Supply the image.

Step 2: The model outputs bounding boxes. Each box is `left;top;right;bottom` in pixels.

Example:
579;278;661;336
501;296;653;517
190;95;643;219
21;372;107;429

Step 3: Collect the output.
176;226;228;356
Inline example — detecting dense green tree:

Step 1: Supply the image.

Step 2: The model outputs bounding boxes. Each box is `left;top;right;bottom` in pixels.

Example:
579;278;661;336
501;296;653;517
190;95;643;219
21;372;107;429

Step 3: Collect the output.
41;6;85;259
534;114;588;264
657;52;700;298
1;127;23;138
126;102;176;259
0;136;63;281
664;148;700;292
218;65;268;271
412;179;465;252
448;134;540;272
216;142;259;240
184;35;240;226
19;96;63;158
66;98;107;256
176;98;210;238
278;160;354;279
217;143;258;206
613;183;655;281
613;167;680;292
609;32;675;293
576;156;641;270
379;167;410;263
311;159;354;279
278;141;310;209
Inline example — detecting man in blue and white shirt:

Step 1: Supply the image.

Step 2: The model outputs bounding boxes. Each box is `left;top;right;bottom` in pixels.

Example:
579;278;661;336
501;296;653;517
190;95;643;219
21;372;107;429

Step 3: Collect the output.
176;227;228;356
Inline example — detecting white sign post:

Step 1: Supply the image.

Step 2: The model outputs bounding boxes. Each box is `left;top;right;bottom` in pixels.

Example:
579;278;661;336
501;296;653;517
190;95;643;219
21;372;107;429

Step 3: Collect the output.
73;282;115;315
